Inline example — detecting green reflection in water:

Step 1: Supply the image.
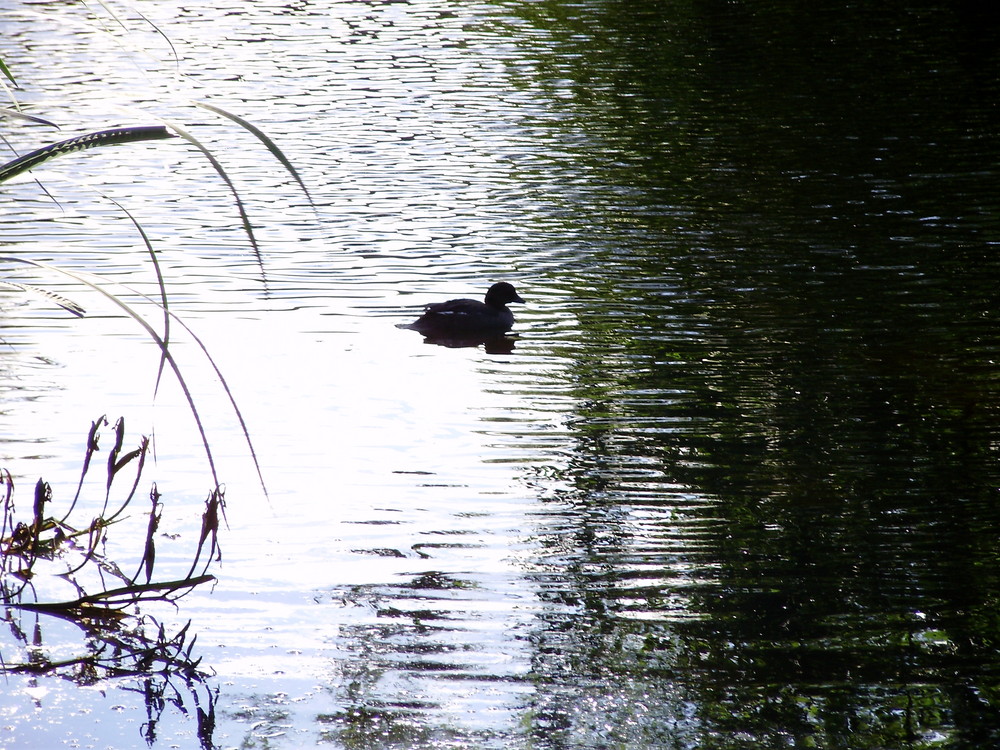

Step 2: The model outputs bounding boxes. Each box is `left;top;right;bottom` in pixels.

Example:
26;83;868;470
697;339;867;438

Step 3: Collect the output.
505;0;1000;748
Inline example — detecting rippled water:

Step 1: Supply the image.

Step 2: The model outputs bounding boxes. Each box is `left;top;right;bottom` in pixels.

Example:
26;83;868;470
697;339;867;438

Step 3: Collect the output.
2;1;1000;748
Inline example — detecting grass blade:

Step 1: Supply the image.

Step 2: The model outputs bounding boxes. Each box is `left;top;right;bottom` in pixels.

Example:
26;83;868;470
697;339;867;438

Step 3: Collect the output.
0;255;267;500
104;196;171;392
0;280;85;317
0;255;222;492
0;58;16;87
161;120;262;264
0;125;174;183
0;108;60;128
194;100;316;210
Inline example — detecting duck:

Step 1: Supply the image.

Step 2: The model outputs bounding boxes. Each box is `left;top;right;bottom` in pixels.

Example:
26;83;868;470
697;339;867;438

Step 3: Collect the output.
399;282;525;338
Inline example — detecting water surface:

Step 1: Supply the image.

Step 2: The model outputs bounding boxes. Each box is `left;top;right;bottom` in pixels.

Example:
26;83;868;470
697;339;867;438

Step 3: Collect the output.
2;1;1000;748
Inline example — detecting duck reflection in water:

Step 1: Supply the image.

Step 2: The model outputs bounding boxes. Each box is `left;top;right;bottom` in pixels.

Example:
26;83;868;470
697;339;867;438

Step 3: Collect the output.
398;282;524;352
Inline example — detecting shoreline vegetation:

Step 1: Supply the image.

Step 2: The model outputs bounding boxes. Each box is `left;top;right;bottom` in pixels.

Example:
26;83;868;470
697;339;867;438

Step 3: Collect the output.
1;6;309;747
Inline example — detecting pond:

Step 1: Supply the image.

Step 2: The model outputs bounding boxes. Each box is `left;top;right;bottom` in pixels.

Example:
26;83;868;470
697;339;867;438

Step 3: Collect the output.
2;1;1000;748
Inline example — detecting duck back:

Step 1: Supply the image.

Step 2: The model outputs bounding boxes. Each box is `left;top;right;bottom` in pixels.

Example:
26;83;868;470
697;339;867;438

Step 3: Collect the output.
400;282;524;337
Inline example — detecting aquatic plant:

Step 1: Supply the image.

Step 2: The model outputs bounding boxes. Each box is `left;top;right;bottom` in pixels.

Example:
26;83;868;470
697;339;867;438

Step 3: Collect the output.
0;416;218;746
0;5;307;745
0;21;312;494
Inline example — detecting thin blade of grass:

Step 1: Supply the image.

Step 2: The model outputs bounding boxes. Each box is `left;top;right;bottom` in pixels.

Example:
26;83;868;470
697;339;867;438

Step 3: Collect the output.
194;100;316;210
161;120;262;264
0;280;85;317
82;0;128;32
134;290;269;501
0;125;174;184
81;0;181;75
128;7;181;75
0;58;16;87
99;279;268;502
0;256;222;492
0;108;60;128
104;196;170;392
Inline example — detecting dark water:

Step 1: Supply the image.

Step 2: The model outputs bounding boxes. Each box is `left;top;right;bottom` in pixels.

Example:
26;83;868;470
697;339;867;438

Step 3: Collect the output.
4;1;1000;748
501;2;1000;748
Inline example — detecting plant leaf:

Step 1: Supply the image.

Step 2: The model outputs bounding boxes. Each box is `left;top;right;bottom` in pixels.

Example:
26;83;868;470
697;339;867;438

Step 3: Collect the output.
194;100;316;210
0;125;174;183
0;58;16;87
0;108;60;128
162;120;262;262
0;279;86;317
0;255;222;492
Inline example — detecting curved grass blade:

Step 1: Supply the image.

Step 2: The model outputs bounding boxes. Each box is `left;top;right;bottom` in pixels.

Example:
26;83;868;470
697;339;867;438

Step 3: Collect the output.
161;120;262;265
128;7;181;75
130;287;269;501
0;255;268;501
0;125;174;184
85;0;181;76
98;278;268;502
0;58;15;87
0;108;60;128
0;279;85;317
0;255;222;493
194;101;316;210
104;196;171;392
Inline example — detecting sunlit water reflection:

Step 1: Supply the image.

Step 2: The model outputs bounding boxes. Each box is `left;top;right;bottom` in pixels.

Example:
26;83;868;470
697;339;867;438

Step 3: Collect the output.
3;0;1000;748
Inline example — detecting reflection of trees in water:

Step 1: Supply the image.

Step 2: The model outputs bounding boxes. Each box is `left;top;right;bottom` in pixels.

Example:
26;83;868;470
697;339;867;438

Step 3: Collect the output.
324;574;511;750
521;314;1000;748
499;0;1000;740
1;417;219;749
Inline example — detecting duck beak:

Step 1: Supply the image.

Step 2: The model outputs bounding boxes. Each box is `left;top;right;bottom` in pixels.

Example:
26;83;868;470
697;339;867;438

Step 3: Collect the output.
513;294;525;304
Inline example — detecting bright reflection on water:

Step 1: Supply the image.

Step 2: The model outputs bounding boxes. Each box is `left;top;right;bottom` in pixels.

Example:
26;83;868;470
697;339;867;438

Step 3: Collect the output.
2;0;1000;748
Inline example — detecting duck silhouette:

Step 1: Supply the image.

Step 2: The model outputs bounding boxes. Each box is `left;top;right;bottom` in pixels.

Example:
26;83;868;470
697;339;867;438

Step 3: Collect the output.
399;282;524;341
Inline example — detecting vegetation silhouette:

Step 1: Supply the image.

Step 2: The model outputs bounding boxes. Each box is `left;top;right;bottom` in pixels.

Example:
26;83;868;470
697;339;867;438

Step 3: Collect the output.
0;4;311;747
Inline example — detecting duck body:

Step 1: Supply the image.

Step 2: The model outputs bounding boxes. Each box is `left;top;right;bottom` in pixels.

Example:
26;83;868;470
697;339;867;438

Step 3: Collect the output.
401;282;524;338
